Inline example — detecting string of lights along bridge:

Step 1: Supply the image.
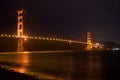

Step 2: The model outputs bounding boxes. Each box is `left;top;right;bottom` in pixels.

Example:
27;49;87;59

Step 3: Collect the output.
0;9;102;51
0;33;85;44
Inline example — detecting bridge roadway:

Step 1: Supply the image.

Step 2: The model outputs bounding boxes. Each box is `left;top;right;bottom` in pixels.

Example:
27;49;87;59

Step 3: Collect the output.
0;34;87;44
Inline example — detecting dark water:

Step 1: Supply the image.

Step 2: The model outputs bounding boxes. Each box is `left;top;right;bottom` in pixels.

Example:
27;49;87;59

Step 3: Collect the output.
0;50;120;80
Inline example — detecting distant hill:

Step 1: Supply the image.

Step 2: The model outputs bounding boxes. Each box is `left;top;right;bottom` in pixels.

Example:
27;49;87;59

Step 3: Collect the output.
101;41;120;50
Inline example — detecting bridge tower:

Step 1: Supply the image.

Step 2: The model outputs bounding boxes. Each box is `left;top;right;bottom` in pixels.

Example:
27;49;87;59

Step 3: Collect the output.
17;9;24;37
17;9;24;51
86;32;92;50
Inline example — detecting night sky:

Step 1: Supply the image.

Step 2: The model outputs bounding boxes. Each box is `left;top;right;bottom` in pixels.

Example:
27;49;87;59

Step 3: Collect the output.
0;0;120;43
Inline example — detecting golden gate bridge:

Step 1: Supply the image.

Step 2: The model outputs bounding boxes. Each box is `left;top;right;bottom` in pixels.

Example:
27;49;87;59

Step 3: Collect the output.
0;9;104;79
0;9;100;51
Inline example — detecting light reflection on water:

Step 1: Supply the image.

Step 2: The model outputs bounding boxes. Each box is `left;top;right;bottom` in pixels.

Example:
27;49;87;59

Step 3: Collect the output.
0;51;120;80
0;52;30;73
0;51;102;80
86;54;102;80
15;52;29;73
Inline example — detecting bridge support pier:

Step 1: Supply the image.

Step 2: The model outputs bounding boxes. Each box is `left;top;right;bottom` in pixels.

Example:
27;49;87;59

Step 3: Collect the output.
17;38;23;52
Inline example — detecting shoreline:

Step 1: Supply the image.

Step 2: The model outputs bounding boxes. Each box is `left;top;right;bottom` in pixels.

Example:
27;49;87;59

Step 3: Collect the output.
0;66;38;80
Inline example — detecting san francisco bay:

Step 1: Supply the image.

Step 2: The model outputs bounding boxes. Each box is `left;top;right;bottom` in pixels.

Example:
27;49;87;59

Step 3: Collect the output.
0;50;120;80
